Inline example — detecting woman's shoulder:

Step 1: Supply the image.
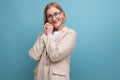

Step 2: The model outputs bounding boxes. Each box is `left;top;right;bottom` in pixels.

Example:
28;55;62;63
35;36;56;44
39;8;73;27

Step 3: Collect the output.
65;26;76;34
37;32;46;39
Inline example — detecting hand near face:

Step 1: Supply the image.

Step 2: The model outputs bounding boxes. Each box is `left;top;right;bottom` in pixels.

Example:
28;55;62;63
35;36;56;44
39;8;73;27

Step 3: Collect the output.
44;23;54;35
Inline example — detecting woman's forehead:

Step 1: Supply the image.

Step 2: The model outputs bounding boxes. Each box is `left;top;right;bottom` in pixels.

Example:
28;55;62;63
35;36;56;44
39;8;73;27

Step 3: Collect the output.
47;7;60;14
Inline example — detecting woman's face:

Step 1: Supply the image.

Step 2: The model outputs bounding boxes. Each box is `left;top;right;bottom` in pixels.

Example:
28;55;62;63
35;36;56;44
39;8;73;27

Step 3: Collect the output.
46;7;63;31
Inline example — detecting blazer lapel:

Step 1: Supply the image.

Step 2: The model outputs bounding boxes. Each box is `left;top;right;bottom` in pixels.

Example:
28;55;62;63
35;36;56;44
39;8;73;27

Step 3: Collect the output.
55;27;69;43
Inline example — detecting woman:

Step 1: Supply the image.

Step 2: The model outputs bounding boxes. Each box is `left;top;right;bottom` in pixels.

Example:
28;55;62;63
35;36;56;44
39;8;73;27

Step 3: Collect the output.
29;2;76;80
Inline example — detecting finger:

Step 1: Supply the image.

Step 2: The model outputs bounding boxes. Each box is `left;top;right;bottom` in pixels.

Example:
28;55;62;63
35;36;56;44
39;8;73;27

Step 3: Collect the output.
44;25;47;35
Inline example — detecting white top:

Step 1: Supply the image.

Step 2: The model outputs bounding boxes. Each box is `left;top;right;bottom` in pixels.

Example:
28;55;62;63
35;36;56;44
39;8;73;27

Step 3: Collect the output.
53;31;60;38
42;31;60;40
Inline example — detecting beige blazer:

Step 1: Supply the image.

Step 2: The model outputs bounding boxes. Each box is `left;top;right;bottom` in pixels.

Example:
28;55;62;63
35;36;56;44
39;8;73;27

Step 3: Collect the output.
29;27;76;80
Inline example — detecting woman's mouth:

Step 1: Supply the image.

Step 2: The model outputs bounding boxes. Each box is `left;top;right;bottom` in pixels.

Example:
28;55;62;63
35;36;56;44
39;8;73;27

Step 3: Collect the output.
52;20;58;24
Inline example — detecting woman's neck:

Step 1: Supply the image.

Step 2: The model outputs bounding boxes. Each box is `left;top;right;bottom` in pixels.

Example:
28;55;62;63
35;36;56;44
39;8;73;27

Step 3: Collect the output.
54;25;64;31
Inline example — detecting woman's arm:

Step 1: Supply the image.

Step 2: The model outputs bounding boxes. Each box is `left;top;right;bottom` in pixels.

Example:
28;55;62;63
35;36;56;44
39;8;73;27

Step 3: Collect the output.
46;30;76;62
29;33;45;60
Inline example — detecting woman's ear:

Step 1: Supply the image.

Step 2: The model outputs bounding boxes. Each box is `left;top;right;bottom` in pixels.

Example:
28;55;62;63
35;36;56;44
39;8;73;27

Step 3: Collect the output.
61;12;65;22
61;11;65;23
61;11;64;17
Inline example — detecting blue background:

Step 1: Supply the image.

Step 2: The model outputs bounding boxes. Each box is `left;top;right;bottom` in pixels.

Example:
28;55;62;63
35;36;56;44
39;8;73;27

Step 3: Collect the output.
0;0;120;80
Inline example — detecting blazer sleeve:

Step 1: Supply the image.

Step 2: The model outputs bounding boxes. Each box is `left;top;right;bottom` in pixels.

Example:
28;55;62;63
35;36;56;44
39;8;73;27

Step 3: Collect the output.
46;30;76;62
29;33;45;60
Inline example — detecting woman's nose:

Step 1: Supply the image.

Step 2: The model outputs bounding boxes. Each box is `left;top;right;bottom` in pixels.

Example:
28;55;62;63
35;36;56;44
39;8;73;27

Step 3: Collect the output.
52;16;56;20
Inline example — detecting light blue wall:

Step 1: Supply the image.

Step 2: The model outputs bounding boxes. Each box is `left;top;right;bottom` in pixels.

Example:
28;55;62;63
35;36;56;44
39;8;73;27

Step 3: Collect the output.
0;0;120;80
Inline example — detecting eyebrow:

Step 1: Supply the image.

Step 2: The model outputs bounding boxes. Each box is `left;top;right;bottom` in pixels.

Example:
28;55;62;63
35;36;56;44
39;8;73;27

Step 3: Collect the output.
47;11;60;15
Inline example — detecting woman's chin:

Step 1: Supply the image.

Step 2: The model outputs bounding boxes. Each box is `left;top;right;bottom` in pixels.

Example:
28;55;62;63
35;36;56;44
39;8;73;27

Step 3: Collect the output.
52;21;62;30
53;23;60;28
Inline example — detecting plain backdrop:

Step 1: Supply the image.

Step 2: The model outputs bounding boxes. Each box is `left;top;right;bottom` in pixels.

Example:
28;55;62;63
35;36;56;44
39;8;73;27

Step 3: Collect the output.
0;0;120;80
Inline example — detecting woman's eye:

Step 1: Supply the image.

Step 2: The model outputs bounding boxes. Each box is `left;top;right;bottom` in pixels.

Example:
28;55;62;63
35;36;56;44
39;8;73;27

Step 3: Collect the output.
54;13;59;16
47;15;52;18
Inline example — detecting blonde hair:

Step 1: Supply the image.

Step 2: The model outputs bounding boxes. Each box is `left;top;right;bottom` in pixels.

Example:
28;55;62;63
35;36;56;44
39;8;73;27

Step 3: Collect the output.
44;2;66;24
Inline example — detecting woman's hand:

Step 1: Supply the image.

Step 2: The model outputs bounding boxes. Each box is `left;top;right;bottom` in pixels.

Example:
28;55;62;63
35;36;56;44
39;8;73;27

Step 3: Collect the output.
44;23;53;35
